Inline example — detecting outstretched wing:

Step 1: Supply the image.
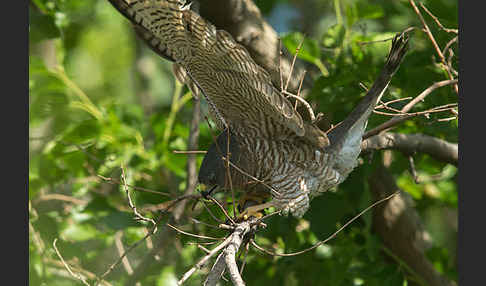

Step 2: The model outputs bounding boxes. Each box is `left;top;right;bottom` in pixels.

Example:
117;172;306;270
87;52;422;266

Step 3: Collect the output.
108;0;305;137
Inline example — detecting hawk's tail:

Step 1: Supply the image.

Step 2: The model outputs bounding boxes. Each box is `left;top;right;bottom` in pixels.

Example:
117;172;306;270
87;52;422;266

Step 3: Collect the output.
327;33;409;164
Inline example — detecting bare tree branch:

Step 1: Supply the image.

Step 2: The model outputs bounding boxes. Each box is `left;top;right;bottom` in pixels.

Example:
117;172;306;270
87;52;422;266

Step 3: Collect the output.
204;252;227;286
178;235;233;285
223;221;251;286
362;132;458;165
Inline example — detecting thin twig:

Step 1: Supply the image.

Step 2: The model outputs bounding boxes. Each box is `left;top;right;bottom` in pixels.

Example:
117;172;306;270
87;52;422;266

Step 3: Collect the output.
34;194;88;205
177;235;233;285
190;217;221;230
372;105;456;117
364;79;458;139
282;90;316;121
239;242;250;276
284;37;305;92
45;258;113;286
225;126;238;220
121;165;157;231
253;210;282;227
252;192;400;257
167;223;223;241
220;156;281;197
401;80;458;113
97;174;172;197
375;97;413;109
202;200;225;224
114;231;134;275
409;0;458;94
173;150;207;154
294;70;307;110
442;36;458;58
99;230;154;281
53;239;90;286
98;186;200;281
437;116;457;122
198;244;212;254
208;196;236;225
419;3;458;34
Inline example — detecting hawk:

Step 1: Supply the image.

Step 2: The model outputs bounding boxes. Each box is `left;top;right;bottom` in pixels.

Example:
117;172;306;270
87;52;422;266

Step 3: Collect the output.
107;0;409;218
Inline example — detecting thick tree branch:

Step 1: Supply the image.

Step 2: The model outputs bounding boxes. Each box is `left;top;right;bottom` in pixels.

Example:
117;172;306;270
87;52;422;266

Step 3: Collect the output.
368;164;456;286
203;252;226;286
178;219;257;286
223;221;251;286
362;132;458;165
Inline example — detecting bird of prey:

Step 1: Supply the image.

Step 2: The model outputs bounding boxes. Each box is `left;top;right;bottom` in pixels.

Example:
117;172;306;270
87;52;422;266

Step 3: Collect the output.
107;0;409;218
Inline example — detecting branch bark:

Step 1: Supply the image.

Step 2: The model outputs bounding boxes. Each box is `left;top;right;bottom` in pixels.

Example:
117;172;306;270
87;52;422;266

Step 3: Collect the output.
203;252;226;286
362;132;458;165
223;221;251;286
368;164;456;286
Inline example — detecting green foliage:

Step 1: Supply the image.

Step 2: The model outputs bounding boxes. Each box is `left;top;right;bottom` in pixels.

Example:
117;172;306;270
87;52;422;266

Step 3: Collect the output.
29;0;457;285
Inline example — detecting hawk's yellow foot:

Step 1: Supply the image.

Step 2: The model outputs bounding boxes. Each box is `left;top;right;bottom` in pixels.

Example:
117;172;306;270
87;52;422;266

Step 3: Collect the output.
237;191;273;221
237;201;275;221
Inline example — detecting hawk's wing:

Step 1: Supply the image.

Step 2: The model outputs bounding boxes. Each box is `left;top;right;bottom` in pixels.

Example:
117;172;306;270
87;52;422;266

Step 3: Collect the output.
108;0;305;137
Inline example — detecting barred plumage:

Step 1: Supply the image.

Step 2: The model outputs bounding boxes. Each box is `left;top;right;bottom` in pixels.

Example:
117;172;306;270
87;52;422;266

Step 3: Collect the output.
107;0;408;217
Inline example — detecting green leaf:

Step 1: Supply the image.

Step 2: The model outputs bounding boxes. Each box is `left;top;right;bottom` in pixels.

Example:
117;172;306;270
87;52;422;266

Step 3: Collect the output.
357;3;384;20
61;119;101;144
322;24;346;48
29;8;60;43
305;192;353;238
344;2;359;27
282;32;329;76
157;266;178;286
62;222;98;241
95;211;142;230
